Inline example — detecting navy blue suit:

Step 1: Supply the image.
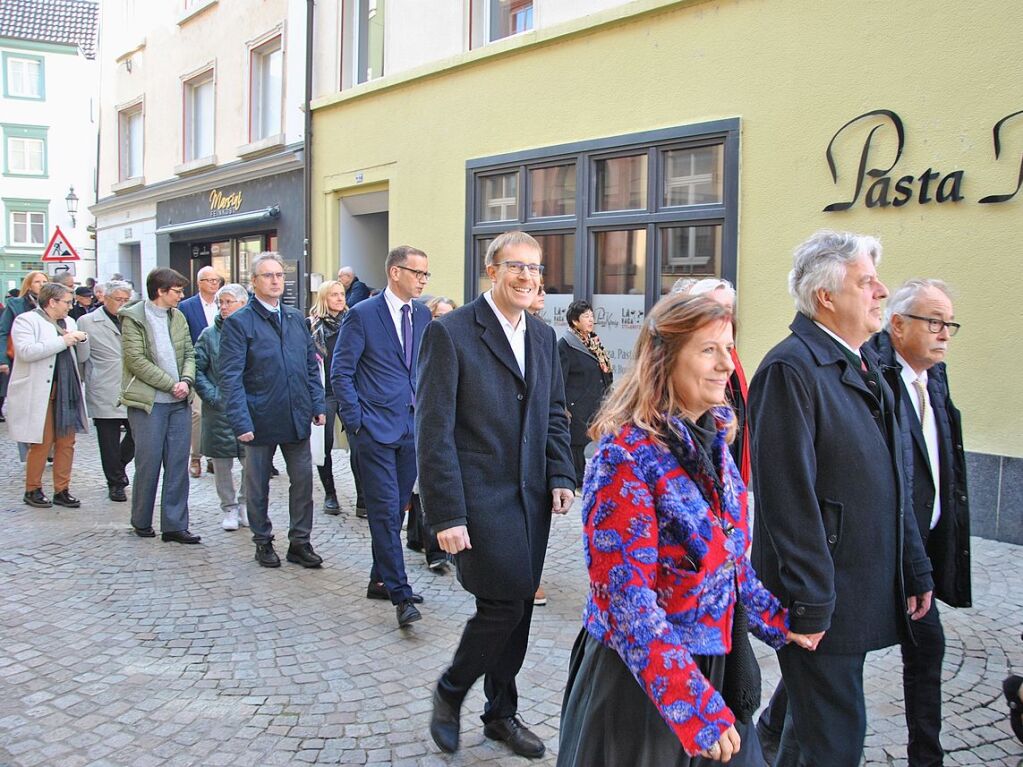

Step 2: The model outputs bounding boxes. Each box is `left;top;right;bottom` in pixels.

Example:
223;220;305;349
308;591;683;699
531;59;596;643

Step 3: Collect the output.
331;291;430;603
178;294;212;344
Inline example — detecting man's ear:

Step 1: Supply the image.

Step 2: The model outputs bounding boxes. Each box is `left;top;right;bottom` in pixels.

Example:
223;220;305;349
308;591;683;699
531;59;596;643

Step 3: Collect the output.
815;288;833;313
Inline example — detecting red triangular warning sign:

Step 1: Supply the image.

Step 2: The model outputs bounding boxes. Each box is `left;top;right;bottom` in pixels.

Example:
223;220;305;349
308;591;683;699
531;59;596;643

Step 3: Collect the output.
41;226;80;262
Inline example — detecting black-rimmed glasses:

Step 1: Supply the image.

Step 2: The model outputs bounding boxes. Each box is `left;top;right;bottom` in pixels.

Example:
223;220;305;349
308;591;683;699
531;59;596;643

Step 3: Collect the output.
396;265;431;281
901;313;961;336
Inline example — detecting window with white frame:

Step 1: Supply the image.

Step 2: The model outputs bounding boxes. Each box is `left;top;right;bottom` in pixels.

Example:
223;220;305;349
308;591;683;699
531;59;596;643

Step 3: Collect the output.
183;70;215;161
250;36;283;141
342;0;385;87
117;104;143;180
3;125;47;176
3;54;44;99
10;210;46;246
471;0;533;47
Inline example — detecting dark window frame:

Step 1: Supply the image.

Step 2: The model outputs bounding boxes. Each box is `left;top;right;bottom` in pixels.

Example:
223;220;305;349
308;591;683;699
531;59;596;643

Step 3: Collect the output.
465;119;739;309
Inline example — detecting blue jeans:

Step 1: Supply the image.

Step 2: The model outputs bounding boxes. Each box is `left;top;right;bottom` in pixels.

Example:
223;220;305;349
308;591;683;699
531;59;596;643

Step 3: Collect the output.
127;401;191;533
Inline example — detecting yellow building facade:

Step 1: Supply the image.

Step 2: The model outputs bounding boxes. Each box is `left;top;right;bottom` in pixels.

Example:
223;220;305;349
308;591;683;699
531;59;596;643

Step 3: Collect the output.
311;0;1022;541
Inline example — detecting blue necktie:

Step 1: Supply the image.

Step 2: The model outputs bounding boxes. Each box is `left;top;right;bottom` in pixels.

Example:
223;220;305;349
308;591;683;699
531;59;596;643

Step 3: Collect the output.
401;304;413;369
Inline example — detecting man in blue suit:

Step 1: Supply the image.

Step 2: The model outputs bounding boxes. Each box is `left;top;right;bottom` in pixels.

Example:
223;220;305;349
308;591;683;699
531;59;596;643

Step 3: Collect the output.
332;246;431;628
220;253;326;569
178;266;224;477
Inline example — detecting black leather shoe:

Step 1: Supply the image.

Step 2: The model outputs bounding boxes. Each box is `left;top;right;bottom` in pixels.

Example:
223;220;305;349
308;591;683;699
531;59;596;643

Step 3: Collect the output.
162;530;201;544
483;716;546;759
52;490;80;508
286;542;323;568
270;464;280;477
355;503;368;519
23;489;52;508
367;581;423;603
109;486;127;502
133;526;156;538
323;495;340;515
430;687;461;753
396;600;421;628
1003;675;1023;744
427;556;450;572
255;542;280;567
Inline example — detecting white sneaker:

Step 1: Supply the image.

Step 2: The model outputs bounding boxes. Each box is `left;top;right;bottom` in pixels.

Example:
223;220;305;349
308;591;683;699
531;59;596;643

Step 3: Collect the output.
237;506;249;527
221;510;240;531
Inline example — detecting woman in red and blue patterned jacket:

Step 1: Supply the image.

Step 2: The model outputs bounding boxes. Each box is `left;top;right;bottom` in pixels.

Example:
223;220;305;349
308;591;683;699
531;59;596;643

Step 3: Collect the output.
558;294;821;765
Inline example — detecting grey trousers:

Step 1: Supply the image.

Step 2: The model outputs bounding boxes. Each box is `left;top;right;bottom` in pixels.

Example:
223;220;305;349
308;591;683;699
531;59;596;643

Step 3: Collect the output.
211;456;245;512
244;439;314;545
127;401;191;533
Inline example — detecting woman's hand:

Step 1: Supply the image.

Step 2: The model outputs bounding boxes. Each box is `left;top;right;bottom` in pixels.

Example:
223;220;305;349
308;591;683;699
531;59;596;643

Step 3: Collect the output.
786;630;825;651
63;330;87;347
699;724;741;762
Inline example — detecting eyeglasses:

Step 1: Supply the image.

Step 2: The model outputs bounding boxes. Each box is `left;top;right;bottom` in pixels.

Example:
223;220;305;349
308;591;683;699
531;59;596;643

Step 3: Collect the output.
900;313;961;336
255;272;285;280
57;298;74;306
198;277;221;283
396;265;431;281
107;295;131;304
496;260;545;276
168;287;185;296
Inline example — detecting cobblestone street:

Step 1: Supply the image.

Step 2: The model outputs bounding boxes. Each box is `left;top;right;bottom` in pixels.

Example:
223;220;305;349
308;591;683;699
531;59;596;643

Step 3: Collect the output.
0;425;1020;767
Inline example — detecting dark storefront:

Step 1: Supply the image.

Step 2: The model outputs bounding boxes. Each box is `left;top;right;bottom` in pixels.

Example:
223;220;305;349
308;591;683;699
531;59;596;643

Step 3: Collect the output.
155;169;305;309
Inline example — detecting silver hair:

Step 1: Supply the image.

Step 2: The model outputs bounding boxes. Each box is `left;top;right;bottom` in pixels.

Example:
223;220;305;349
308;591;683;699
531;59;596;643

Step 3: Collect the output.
788;230;882;317
338;266;354;277
688;278;736;302
215;283;249;306
884;278;954;329
102;279;133;297
250;252;284;283
670;277;698;294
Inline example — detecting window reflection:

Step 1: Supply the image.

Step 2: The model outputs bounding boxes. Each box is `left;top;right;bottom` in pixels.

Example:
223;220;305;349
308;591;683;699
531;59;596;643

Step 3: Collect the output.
659;225;721;294
594;155;647;212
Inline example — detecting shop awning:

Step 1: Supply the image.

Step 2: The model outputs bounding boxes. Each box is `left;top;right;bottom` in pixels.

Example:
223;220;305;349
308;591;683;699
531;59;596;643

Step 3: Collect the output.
154;205;280;235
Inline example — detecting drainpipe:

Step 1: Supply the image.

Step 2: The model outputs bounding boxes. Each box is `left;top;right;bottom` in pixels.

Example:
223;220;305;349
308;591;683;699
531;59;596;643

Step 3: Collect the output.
303;0;315;309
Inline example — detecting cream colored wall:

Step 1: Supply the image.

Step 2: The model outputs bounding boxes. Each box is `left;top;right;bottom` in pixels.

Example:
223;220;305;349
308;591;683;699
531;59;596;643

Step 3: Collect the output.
97;0;294;195
312;0;1023;457
387;0;465;73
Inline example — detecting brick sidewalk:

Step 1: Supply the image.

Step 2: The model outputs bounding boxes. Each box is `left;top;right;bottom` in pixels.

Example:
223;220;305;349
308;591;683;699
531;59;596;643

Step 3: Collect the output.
0;423;1020;766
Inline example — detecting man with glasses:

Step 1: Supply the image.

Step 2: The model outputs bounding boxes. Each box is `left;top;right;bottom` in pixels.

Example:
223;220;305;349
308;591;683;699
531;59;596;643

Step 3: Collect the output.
868;278;971;766
120;268;200;543
180;266;225;478
331;246;432;628
220;252;326;569
417;231;574;759
77;280;136;502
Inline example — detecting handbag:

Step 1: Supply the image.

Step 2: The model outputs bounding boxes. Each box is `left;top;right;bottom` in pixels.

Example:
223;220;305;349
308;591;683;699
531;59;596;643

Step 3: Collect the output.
721;570;762;723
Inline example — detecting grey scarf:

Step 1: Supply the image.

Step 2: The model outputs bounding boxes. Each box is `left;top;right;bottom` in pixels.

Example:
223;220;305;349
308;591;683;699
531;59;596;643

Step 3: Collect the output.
34;309;85;437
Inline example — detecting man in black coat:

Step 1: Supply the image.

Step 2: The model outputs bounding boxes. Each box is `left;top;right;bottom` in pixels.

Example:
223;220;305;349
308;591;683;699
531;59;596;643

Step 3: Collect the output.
869;278;971;766
416;231;575;760
337;266;371;307
748;230;934;767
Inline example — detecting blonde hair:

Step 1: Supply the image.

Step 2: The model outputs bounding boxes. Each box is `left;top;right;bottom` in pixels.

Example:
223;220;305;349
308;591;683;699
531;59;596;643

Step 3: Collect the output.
426;296;458;317
589;293;735;446
309;280;345;319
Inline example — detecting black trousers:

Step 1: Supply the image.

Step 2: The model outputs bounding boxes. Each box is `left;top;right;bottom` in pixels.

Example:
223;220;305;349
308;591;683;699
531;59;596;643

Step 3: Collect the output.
901;602;945;767
438;596;535;723
94;418;134;488
775;646;867;767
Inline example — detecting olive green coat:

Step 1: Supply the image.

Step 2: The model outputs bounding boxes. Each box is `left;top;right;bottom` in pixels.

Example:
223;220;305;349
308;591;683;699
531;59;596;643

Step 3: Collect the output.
118;300;195;413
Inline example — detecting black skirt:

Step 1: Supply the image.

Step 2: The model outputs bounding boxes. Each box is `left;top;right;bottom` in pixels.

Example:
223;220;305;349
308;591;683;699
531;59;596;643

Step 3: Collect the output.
557;629;766;767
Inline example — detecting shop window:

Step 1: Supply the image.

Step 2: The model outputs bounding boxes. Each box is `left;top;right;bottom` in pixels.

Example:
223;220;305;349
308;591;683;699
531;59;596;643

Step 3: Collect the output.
3;53;44;100
467;120;738;376
4;200;48;248
471;0;533;47
250;35;283;141
2;124;47;177
118;103;144;180
183;69;215;161
342;0;385;88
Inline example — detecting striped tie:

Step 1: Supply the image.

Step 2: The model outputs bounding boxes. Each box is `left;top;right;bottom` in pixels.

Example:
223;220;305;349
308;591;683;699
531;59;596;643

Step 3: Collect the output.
912;377;928;424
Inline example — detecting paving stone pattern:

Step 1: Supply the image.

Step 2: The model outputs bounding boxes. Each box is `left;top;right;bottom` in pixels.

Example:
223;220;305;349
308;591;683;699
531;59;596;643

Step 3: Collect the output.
0;424;1020;766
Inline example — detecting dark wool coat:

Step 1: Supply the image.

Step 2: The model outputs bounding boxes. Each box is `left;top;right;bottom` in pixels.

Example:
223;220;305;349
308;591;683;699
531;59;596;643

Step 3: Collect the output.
415;295;576;600
219;296;325;446
869;331;972;608
194;317;243;459
748;313;934;655
558;331;613;446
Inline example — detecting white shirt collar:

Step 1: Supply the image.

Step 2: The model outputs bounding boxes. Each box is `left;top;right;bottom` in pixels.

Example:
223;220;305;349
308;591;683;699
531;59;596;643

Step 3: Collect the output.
256;296;280;313
896;350;927;387
383;286;411;313
813;320;861;358
483;290;525;333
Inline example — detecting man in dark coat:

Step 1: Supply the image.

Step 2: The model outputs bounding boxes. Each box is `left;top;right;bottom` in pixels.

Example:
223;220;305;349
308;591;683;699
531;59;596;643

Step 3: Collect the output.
220;253;326;569
331;246;432;629
748;230;934;767
417;231;575;760
338;266;371;306
869;278;971;766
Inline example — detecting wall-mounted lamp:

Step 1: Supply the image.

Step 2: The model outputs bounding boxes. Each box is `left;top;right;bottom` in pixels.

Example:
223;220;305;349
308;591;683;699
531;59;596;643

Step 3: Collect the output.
65;186;79;228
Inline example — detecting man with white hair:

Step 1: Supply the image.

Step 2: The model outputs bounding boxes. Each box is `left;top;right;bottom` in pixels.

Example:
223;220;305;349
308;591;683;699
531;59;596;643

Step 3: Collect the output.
77;280;135;501
337;266;371;307
747;230;933;767
867;279;971;766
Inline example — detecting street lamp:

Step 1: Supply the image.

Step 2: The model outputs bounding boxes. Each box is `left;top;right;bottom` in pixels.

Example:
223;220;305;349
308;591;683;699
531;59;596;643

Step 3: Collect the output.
65;186;79;228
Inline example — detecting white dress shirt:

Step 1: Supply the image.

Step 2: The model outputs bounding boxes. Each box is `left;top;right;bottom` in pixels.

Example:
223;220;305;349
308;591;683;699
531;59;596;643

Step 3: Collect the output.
201;296;216;327
383;287;413;352
483;290;526;377
897;352;942;530
814;321;862;360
